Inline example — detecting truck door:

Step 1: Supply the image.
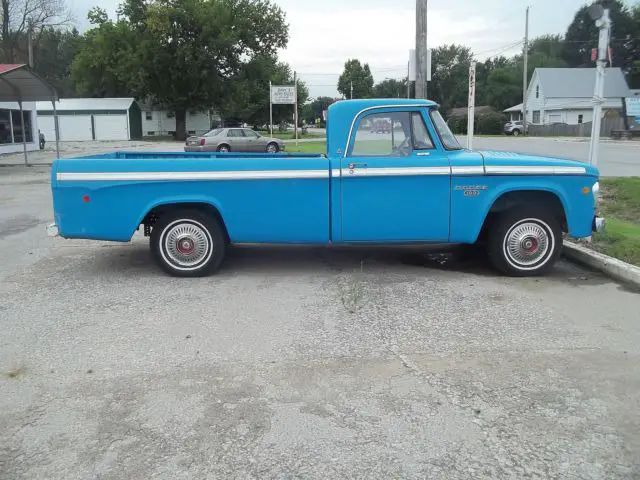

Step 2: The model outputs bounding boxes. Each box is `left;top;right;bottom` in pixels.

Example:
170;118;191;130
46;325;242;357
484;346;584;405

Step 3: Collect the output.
340;108;451;242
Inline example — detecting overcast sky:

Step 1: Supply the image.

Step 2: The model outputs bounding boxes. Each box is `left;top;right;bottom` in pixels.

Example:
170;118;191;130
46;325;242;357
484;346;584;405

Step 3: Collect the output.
68;0;626;98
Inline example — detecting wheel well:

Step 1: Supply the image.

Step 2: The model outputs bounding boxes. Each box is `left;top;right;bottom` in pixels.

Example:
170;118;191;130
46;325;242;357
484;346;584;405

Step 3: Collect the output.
218;143;230;150
479;190;567;240
142;202;230;242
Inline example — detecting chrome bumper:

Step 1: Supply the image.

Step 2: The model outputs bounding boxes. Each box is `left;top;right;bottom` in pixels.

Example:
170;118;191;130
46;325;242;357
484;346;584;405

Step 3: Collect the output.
593;216;605;233
46;223;59;237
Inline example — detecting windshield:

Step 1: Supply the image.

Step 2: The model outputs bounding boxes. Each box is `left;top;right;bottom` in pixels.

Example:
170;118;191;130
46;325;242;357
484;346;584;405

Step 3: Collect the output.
204;128;224;137
430;110;462;150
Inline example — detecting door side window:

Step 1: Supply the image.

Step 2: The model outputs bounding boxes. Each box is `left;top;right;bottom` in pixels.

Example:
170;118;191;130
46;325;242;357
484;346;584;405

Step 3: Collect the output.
350;112;412;157
227;129;245;138
411;112;434;150
243;129;259;138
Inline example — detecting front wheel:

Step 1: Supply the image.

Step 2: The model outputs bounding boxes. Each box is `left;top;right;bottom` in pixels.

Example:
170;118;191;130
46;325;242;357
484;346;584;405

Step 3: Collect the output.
150;209;226;277
512;129;521;136
266;142;279;153
487;208;562;276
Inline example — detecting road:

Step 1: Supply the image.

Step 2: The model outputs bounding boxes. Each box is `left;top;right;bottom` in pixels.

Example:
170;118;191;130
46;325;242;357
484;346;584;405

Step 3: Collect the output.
1;165;639;479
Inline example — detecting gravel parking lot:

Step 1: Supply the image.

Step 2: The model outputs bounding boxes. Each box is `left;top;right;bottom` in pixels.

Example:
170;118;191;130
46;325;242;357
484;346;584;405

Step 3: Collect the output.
1;161;639;479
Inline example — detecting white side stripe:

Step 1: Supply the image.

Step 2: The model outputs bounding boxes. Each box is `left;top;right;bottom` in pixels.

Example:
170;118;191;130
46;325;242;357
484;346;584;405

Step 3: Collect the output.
485;165;586;175
331;169;341;177
342;166;450;177
451;166;485;175
57;170;329;182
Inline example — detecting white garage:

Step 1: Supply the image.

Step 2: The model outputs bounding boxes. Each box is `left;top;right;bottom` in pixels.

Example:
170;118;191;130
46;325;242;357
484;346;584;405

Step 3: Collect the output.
36;98;142;142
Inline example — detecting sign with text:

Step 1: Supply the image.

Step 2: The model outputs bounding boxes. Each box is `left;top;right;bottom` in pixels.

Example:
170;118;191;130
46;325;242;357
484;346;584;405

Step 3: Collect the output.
625;97;640;117
271;85;296;104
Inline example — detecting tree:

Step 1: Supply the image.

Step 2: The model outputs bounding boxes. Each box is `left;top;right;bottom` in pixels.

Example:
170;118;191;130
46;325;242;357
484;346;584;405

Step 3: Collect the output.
218;55;308;128
72;0;289;140
372;78;407;98
337;59;374;99
1;0;73;63
428;44;473;113
564;0;637;78
31;27;84;96
302;96;336;124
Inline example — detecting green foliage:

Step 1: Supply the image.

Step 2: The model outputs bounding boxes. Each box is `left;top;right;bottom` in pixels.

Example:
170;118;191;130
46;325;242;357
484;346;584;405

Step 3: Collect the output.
72;0;289;140
31;28;85;97
338;59;374;99
428;44;473;113
448;111;506;135
372;78;408;98
302;96;336;124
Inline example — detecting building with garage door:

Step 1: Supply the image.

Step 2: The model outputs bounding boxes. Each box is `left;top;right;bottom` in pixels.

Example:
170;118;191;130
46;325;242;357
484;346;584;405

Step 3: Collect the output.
36;98;142;141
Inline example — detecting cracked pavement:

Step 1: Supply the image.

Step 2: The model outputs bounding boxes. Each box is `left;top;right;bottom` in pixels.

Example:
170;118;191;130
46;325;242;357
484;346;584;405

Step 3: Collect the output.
1;165;639;479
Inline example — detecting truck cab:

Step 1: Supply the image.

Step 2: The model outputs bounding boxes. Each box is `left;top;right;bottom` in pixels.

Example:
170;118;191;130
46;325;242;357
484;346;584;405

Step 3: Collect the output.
50;99;603;277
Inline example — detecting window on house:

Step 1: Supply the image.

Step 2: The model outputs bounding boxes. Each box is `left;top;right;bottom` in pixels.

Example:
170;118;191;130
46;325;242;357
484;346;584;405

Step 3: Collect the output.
167;111;175;118
536;86;539;98
145;111;153;121
578;114;584;124
533;111;541;123
0;110;11;144
190;110;197;117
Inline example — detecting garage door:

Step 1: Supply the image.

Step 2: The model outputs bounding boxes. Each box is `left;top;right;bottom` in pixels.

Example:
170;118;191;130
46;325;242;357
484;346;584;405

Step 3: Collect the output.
94;115;129;141
37;115;93;141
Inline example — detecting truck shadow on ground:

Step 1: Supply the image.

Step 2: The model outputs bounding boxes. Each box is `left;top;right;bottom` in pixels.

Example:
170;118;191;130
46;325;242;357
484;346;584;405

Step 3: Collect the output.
83;243;636;294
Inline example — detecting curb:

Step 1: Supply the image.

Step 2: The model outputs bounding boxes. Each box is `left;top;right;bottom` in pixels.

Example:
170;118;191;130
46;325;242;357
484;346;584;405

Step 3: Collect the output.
563;241;640;288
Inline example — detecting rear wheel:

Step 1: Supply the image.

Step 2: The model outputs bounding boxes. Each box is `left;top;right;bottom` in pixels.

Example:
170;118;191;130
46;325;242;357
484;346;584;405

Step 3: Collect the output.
487;208;561;276
217;144;230;153
150;209;226;277
266;142;279;153
512;129;521;136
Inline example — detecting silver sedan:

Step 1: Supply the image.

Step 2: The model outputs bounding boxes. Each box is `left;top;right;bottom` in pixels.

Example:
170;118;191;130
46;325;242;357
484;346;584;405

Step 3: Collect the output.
184;128;286;153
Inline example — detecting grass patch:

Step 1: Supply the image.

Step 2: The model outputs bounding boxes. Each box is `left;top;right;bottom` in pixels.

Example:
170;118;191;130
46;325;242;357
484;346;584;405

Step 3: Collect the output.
286;141;326;154
257;131;325;140
591;177;640;266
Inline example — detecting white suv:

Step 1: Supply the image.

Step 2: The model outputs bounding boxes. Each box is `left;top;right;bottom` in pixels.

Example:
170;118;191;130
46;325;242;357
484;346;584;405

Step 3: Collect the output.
504;120;525;136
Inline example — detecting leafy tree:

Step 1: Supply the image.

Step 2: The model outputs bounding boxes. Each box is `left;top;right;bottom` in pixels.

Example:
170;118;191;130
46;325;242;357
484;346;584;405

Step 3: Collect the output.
373;78;407;98
72;0;289;140
301;96;335;124
32;27;84;97
337;59;374;99
564;0;637;78
428;44;473;113
219;55;308;128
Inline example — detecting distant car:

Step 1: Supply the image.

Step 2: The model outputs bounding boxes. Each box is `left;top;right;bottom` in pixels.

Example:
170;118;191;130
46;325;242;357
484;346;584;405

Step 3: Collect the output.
185;128;285;153
504;120;525;136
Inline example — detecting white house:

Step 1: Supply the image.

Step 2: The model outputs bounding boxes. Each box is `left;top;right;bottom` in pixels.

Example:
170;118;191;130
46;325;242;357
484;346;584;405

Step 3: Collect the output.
0;101;39;154
504;67;631;125
141;108;216;137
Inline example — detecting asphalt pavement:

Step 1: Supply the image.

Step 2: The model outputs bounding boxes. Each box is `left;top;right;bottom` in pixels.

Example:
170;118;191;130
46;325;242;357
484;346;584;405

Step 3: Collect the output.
1;135;638;177
1;165;639;479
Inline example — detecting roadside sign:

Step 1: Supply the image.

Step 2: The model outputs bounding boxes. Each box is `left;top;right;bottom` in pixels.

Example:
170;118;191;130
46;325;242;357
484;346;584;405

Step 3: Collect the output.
625;97;640;116
271;85;296;105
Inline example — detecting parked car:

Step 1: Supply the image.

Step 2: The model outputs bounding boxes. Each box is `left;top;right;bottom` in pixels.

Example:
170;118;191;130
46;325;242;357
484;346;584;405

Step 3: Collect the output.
184;128;285;153
49;98;603;278
504;120;525;136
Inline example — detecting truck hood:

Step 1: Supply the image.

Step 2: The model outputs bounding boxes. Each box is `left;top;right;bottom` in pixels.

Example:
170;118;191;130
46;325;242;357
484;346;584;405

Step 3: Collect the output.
478;150;599;177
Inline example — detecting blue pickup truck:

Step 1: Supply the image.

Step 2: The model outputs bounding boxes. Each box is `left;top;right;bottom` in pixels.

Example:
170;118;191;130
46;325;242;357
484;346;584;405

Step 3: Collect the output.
49;99;603;277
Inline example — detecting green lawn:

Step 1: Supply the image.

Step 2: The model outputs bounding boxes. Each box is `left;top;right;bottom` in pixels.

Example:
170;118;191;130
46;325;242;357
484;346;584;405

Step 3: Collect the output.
286;141;327;154
257;131;325;140
591;177;640;266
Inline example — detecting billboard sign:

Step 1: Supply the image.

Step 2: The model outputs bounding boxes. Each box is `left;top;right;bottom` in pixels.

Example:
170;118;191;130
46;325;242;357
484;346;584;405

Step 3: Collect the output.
271;85;296;105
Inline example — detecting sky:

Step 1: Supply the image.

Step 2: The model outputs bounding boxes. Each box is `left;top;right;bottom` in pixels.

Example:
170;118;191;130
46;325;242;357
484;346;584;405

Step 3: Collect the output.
68;0;624;98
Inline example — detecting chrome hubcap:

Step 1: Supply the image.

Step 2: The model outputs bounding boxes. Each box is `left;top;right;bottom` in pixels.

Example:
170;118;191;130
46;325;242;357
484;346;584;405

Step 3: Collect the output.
505;221;550;267
164;222;210;267
267;144;277;153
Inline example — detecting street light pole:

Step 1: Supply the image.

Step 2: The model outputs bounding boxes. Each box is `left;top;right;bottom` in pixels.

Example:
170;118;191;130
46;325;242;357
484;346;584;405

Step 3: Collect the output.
522;6;529;133
588;7;611;168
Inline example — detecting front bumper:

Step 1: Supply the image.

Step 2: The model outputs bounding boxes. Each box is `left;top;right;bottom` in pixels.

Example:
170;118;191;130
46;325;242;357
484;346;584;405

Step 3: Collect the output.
593;216;605;233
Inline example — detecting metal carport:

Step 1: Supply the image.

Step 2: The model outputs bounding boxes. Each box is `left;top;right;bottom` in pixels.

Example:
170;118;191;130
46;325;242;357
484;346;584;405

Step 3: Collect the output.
0;64;59;165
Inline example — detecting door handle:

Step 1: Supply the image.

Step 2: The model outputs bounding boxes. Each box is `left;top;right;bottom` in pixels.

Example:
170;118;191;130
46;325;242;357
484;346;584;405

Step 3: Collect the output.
348;163;368;169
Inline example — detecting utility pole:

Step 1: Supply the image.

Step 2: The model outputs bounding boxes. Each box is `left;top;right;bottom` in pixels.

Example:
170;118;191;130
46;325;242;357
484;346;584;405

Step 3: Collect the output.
350;80;354;99
467;62;477;150
588;6;611;167
522;6;529;134
27;21;34;68
294;71;299;146
415;0;428;99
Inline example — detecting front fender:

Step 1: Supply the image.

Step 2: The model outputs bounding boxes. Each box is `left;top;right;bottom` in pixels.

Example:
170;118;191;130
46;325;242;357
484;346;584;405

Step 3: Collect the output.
450;176;594;244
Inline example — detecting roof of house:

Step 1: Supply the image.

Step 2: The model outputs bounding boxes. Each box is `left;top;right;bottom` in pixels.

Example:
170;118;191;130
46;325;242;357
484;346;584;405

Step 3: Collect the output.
503;103;523;113
535;68;630;98
449;105;494;117
36;97;136;111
